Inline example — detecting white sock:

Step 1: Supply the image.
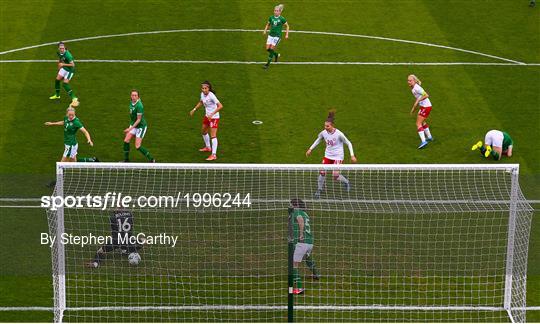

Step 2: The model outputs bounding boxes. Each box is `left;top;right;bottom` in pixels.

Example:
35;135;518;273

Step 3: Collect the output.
211;137;218;155
317;174;326;191
203;134;210;148
418;130;426;142
336;174;349;184
424;127;432;139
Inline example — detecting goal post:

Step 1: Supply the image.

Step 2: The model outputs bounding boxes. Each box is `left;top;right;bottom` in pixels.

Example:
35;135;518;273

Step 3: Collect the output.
46;163;533;322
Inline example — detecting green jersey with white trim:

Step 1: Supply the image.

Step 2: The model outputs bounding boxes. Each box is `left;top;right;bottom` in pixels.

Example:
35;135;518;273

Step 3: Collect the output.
129;99;147;129
268;15;287;37
57;50;75;73
502;132;513;150
292;209;313;244
63;116;83;145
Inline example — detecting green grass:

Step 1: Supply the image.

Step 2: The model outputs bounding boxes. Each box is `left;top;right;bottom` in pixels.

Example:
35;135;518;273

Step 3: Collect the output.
0;0;539;322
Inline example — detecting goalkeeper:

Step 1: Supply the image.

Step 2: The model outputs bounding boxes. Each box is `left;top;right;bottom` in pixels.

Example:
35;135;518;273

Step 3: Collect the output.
471;130;513;161
86;209;144;268
289;198;320;295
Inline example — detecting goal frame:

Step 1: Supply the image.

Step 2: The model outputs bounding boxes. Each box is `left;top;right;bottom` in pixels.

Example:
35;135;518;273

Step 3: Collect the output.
50;163;529;323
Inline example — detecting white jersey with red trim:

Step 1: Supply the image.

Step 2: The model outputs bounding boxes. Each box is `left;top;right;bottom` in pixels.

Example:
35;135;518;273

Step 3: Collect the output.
200;92;221;119
412;84;432;107
309;128;354;160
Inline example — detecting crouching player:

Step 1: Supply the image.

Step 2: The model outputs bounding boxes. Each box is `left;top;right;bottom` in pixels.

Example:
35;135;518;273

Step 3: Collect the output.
289;198;320;295
86;209;144;268
471;130;513;161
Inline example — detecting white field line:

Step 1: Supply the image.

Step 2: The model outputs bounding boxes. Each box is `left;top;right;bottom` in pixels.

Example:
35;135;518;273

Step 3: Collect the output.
0;28;529;65
1;305;539;311
1;59;539;66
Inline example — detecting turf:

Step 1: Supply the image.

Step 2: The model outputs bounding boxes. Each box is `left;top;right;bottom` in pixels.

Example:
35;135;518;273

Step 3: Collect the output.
0;0;538;322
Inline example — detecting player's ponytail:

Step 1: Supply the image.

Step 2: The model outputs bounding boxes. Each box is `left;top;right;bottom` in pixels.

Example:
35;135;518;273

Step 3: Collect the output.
409;74;421;85
326;109;336;124
275;4;284;12
202;81;215;94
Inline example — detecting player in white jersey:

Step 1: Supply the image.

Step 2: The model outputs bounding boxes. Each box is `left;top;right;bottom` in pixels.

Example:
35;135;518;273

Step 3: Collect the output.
190;81;223;161
408;75;434;149
306;110;357;198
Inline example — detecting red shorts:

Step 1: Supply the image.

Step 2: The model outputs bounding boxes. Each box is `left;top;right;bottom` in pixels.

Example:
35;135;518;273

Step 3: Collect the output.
322;157;343;165
320;157;343;177
203;116;220;129
418;106;432;118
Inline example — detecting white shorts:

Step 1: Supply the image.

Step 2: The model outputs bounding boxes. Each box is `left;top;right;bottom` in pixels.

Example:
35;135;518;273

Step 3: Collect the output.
266;35;281;46
63;144;78;158
485;130;504;148
129;126;147;138
58;68;74;81
293;243;313;263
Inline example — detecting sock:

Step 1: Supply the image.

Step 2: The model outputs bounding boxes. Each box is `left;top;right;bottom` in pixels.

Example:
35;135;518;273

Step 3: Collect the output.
123;142;130;161
62;83;75;99
305;255;319;276
267;49;274;64
202;134;210;148
92;247;105;264
423;124;432;139
55;80;61;96
480;146;486;155
274;51;279;58
77;157;95;162
417;127;426;142
317;174;326;191
137;146;154;161
491;150;500;160
211;137;218;155
336;174;349;184
292;268;302;289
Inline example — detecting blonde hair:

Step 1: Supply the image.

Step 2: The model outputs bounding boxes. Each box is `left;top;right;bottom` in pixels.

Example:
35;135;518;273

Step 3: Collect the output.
408;74;421;85
67;106;76;113
275;4;284;12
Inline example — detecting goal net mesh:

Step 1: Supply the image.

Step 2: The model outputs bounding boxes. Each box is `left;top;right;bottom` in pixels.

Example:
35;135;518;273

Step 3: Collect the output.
47;164;533;322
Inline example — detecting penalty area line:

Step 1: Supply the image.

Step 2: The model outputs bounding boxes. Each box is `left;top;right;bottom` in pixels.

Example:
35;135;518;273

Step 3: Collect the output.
0;28;526;64
0;59;539;66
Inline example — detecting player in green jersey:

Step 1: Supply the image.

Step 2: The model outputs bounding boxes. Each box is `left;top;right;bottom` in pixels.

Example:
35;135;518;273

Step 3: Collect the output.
472;130;514;160
45;106;98;162
49;42;79;105
289;198;320;295
262;4;289;69
123;90;155;162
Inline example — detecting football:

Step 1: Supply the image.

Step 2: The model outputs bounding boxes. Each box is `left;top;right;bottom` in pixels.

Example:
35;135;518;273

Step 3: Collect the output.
70;98;80;108
128;252;141;266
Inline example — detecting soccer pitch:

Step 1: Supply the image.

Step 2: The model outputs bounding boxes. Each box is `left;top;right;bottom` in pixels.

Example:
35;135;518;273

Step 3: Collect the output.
0;0;539;322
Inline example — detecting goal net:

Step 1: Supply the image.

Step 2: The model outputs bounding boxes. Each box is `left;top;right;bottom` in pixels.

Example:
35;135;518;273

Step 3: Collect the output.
47;163;533;322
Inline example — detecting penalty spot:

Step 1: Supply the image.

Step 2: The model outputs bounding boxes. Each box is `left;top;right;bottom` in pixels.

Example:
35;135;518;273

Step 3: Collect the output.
252;120;263;125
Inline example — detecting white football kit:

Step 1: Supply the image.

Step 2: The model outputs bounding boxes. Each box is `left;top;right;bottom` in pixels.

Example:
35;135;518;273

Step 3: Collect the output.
309;128;354;160
200;92;221;119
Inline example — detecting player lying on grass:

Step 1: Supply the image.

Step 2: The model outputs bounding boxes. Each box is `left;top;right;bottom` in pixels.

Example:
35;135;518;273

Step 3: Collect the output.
190;81;222;161
49;42;78;106
471;130;513;160
123;89;155;162
408;74;434;149
262;4;289;69
45;106;98;162
306;110;356;199
86;209;144;268
289;198;320;295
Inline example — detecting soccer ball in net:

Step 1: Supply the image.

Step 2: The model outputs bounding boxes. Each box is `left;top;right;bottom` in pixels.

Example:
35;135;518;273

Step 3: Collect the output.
128;252;141;266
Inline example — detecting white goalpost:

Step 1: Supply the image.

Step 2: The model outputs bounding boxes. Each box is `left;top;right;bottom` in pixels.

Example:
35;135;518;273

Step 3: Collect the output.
47;163;533;322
